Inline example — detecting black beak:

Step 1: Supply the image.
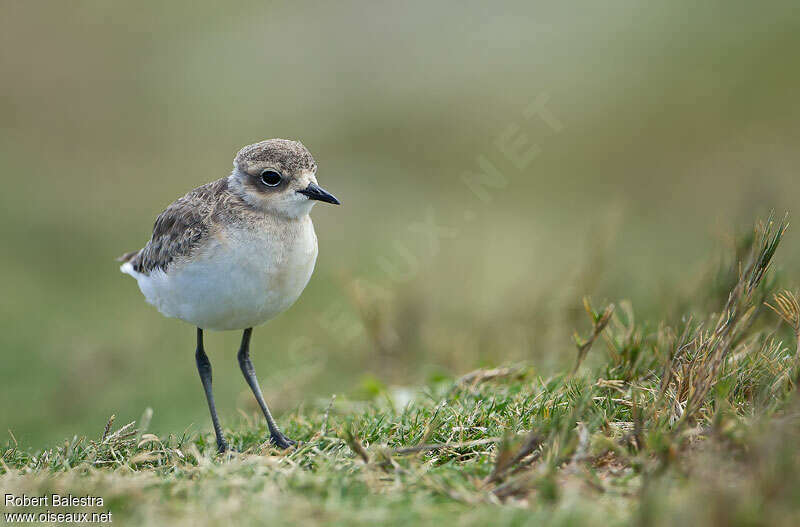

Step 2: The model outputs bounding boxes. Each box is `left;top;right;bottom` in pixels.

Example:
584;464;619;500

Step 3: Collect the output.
297;183;340;205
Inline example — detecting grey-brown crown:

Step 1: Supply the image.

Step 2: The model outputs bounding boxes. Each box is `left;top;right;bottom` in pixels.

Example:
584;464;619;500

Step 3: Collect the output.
234;139;317;174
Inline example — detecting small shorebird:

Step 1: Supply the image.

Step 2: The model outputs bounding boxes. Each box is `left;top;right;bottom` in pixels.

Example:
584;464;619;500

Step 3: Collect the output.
119;139;339;452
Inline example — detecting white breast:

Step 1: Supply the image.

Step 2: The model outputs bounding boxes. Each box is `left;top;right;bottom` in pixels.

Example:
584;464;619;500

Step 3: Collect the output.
125;216;318;331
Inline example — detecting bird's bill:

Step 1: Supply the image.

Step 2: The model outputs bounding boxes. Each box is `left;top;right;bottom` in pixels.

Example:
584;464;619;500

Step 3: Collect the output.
297;183;340;205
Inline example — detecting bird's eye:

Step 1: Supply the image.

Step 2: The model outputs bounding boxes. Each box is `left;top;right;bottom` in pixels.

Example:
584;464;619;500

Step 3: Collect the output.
260;170;282;187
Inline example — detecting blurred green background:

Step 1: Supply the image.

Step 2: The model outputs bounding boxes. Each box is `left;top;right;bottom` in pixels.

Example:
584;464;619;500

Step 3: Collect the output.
2;1;799;447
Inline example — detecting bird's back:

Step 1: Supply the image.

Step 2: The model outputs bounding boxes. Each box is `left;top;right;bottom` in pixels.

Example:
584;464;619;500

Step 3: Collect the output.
119;178;241;275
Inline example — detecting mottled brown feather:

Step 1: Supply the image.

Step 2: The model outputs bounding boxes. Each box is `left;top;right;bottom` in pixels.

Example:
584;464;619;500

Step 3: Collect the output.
234;139;316;173
120;178;249;274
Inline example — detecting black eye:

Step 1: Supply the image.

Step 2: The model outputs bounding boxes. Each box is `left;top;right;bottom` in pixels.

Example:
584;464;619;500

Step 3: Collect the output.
260;170;282;187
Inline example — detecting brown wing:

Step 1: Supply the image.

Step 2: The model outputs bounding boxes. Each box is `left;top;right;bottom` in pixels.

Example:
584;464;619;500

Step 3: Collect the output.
121;178;230;274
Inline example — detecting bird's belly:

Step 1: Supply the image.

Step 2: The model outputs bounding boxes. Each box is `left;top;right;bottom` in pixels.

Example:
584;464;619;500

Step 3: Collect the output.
136;225;318;331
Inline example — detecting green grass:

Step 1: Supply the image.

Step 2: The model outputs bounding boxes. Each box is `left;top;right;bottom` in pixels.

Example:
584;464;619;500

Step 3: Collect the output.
3;217;800;526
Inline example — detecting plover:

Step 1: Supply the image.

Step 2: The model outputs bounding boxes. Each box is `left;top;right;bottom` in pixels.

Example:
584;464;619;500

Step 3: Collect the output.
119;139;339;452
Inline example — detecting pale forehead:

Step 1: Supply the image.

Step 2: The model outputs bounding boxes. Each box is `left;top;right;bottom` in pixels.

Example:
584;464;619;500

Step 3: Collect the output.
234;139;317;173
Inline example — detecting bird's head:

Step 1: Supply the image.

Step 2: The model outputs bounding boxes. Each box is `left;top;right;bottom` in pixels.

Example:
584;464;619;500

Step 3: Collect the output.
229;139;339;218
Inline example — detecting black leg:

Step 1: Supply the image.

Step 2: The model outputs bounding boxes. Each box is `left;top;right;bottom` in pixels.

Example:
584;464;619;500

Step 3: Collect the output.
237;328;296;449
195;328;229;453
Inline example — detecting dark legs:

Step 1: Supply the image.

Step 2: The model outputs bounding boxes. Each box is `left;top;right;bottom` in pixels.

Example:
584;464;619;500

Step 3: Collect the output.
237;328;296;448
194;327;294;453
195;328;229;453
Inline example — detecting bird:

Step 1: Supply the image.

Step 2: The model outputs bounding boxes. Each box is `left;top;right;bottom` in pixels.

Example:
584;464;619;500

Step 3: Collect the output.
118;138;339;452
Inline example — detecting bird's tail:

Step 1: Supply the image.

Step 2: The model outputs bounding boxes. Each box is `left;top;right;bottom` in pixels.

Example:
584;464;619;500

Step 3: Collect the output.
117;250;140;263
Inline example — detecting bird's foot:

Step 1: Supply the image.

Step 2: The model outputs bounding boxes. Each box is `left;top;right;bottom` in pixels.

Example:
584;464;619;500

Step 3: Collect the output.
216;439;232;454
270;433;297;449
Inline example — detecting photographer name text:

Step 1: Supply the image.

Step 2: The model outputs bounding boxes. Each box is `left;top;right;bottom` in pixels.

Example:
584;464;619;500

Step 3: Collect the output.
5;493;104;508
